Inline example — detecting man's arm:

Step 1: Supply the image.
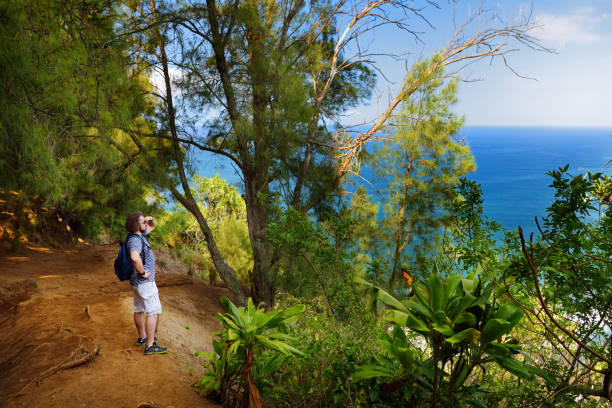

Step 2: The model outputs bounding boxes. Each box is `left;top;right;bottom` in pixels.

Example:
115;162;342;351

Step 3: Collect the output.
130;250;151;279
143;216;156;235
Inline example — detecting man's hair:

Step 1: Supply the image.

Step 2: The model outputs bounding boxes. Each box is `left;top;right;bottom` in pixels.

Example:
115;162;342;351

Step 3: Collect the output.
125;211;143;234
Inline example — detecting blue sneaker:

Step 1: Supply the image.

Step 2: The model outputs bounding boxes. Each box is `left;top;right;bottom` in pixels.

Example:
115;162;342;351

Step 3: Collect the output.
136;336;157;346
144;342;168;355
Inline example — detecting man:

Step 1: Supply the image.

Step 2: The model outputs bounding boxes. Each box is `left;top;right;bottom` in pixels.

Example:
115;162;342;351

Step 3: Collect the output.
124;211;168;355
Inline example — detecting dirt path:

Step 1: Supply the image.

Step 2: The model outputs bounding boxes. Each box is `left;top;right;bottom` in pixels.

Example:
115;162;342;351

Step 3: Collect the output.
0;243;227;408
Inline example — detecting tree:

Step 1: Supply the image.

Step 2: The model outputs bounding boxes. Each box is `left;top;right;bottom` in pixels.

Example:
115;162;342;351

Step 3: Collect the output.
510;167;612;402
370;60;475;288
196;297;305;407
118;0;546;307
450;167;612;405
0;0;160;245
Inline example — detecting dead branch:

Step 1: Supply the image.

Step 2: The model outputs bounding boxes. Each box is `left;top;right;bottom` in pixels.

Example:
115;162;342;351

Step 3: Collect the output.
518;226;612;366
304;5;548;211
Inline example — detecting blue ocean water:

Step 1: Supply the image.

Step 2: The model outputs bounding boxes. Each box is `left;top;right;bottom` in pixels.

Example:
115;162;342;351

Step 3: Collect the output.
194;127;612;236
461;127;611;235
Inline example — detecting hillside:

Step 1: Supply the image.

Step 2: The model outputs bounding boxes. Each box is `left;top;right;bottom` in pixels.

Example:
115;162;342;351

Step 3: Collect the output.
0;240;229;407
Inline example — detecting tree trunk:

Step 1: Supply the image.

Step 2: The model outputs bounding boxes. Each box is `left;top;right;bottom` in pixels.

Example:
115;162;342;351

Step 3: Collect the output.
388;179;410;288
244;175;275;308
242;7;276;309
242;348;263;408
148;0;246;305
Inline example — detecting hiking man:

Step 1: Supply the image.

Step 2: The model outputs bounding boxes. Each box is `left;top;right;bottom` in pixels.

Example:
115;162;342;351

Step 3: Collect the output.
124;211;168;355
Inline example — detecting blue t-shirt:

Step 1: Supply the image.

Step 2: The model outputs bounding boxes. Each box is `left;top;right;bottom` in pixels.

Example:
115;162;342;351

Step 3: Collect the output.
126;233;155;287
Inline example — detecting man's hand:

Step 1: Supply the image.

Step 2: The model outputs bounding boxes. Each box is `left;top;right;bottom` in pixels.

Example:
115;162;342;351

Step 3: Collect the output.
143;216;156;234
139;270;151;279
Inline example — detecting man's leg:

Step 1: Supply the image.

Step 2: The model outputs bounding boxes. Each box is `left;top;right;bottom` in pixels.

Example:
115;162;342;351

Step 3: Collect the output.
145;314;158;347
143;283;167;354
134;312;146;339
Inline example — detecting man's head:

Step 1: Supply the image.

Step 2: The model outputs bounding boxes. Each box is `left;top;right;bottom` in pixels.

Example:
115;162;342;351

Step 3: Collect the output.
125;211;145;234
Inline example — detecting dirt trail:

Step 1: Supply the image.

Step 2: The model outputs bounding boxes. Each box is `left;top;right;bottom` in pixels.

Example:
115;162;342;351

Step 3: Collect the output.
0;243;227;408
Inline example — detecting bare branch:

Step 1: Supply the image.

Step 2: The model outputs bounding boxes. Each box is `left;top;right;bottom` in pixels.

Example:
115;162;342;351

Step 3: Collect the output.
519;226;612;365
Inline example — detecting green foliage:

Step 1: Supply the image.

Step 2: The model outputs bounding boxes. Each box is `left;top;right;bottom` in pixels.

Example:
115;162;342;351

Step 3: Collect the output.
356;273;552;407
353;326;418;381
368;61;475;287
348;186;385;278
509;165;611;326
193;174;246;225
196;297;305;406
442;178;503;274
217;296;305;358
498;165;612;405
0;0;164;241
256;297;383;407
267;204;365;321
151;176;253;282
590;172;612;215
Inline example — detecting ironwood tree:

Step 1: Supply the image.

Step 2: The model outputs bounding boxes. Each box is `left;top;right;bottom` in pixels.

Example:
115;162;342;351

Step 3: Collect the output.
119;0;545;307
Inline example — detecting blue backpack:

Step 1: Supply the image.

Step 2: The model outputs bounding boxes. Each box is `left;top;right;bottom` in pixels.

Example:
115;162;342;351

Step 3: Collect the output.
114;233;146;281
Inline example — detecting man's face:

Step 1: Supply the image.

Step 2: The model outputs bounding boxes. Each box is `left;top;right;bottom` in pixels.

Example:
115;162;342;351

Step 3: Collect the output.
138;216;147;233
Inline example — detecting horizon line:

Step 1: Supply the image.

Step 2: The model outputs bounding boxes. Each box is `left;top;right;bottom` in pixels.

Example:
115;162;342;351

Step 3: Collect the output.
463;124;612;129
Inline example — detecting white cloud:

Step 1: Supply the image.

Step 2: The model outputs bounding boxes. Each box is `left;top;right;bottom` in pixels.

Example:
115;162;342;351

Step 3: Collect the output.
533;9;607;49
149;67;186;95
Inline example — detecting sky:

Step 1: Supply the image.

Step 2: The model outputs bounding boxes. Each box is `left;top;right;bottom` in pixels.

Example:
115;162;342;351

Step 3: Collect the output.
346;0;612;127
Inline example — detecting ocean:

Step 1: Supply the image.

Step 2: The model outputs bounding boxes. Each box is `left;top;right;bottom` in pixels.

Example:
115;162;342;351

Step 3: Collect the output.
460;126;611;235
194;127;612;236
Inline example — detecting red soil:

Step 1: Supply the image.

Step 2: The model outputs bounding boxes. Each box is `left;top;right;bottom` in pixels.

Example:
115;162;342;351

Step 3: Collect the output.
0;242;228;408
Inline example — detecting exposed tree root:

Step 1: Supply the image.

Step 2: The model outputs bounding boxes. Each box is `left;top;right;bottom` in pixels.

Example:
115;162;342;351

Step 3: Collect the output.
137;402;164;408
14;343;100;397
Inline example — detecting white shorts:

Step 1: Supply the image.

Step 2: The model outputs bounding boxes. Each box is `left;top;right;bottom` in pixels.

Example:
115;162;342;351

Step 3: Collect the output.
133;281;162;316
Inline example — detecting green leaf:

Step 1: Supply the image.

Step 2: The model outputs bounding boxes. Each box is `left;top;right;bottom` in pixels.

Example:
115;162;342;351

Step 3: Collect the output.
443;274;462;307
525;364;557;384
461;278;475;294
404;298;435;321
413;281;431;308
446;328;480;344
485;342;513;358
352;365;397;382
212;339;224;356
227;340;241;357
445;296;463;317
194;350;212;359
281;304;306;320
428;274;444;311
357;278;409;313
493;303;523;328
256;336;304;356
455;293;478;316
434;310;447;325
219;296;232;313
454;358;470;387
220;315;242;332
385;310;430;333
480;318;511;344
496;357;535;381
432;323;455;337
454;312;477;328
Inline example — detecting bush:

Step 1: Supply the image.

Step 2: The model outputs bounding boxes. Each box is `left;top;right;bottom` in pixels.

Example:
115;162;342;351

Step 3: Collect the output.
258;295;384;407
